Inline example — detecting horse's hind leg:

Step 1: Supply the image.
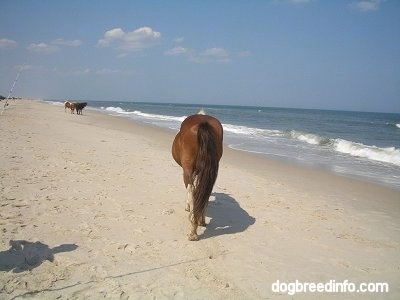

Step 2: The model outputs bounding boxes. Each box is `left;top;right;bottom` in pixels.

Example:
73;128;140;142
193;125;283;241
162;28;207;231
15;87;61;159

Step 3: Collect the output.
185;182;199;241
187;183;202;240
179;159;199;240
198;211;206;227
188;220;198;241
185;184;206;226
183;168;193;212
183;170;199;241
186;184;193;212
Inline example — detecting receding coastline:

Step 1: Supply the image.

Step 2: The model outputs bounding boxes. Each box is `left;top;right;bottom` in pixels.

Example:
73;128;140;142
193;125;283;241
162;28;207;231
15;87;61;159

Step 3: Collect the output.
1;99;399;299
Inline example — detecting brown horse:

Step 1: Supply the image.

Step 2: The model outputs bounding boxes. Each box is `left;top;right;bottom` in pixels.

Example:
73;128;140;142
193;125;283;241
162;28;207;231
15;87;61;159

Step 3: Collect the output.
64;101;76;114
172;112;223;241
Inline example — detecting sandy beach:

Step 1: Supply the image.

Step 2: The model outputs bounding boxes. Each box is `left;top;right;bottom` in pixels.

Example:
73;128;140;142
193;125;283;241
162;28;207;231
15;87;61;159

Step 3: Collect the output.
1;100;399;299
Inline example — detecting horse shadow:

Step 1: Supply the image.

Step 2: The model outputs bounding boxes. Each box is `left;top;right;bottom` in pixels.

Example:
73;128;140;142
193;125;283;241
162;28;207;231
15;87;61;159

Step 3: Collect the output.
202;192;255;239
0;240;78;273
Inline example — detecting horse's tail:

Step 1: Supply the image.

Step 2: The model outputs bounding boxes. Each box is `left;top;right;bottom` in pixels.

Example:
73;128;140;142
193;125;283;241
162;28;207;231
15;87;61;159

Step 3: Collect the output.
191;122;219;225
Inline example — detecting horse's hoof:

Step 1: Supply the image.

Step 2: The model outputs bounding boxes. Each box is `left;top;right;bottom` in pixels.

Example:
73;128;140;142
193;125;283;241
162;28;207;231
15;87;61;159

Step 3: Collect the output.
188;233;199;241
198;222;206;227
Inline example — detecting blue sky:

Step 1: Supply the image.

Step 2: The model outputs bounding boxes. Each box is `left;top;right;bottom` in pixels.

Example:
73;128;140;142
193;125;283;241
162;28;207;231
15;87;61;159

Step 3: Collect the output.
0;0;399;112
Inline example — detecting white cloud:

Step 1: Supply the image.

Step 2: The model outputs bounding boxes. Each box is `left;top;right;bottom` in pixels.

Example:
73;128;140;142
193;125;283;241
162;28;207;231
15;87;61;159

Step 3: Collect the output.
201;48;229;57
164;46;190;56
27;37;82;54
194;47;230;63
98;26;161;52
27;43;59;54
99;28;125;45
164;46;231;63
52;38;82;47
238;50;252;57
0;38;18;49
174;37;184;43
352;0;383;12
96;68;121;75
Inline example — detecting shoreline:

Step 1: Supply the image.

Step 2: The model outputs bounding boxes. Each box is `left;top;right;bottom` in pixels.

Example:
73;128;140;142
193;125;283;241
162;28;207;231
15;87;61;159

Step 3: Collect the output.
1;99;399;299
83;100;400;192
61;99;399;192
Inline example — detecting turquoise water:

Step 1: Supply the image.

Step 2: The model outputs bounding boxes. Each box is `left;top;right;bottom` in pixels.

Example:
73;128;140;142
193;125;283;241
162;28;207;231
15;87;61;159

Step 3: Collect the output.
50;100;400;190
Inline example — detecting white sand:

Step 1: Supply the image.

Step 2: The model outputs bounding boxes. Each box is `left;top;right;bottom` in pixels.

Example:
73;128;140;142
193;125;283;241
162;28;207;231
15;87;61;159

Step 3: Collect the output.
0;100;399;299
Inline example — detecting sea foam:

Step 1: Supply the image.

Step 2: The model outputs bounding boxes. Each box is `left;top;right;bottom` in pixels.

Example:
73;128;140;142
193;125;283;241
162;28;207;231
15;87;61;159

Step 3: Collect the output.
290;130;330;145
223;123;282;137
104;106;128;114
334;139;400;166
131;110;186;122
102;106;186;123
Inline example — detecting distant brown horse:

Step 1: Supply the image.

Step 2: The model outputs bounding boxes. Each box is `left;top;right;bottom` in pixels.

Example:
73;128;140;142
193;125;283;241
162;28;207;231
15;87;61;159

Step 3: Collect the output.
172;112;223;241
64;101;75;114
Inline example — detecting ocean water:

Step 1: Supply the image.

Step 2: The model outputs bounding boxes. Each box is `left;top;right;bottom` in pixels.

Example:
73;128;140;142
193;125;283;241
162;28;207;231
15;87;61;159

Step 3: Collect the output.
50;100;400;190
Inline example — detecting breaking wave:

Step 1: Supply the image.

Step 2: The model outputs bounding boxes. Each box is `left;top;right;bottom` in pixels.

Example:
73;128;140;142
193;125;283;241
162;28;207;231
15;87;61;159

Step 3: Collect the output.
334;139;400;166
131;110;186;122
100;106;400;167
101;106;186;122
289;130;331;146
223;124;283;137
103;106;127;113
290;131;400;166
225;125;400;166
